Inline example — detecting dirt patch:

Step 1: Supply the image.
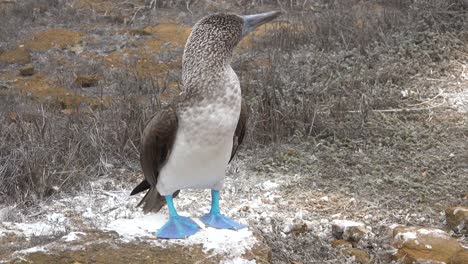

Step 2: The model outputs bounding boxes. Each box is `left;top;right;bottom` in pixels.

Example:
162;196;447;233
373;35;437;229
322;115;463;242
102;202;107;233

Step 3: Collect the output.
144;23;191;50
1;229;220;264
101;23;191;68
72;0;117;13
0;28;82;66
20;29;82;52
13;75;106;109
0;48;31;65
98;23;191;100
12;243;210;264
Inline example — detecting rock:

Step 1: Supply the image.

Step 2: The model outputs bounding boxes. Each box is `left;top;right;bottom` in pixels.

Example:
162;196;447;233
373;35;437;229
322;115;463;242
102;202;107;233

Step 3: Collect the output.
73;75;99;88
331;240;352;248
445;206;468;234
343;225;368;243
343;248;371;264
331;220;367;242
283;218;312;236
290;222;310;236
451;249;468;264
69;43;84;54
130;28;152;36
392;226;463;264
19;64;35;76
319;196;330;202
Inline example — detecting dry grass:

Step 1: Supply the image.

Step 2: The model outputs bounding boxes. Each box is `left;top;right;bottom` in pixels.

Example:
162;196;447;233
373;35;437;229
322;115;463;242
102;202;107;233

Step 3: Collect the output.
0;68;166;204
0;0;466;207
240;0;467;143
0;2;467;263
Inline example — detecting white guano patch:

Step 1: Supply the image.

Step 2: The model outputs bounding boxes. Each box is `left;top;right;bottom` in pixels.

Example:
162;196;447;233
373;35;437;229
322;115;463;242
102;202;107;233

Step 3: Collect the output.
62;232;86;242
396;231;417;243
417;228;450;239
0;169;316;262
332;219;365;228
105;211;256;259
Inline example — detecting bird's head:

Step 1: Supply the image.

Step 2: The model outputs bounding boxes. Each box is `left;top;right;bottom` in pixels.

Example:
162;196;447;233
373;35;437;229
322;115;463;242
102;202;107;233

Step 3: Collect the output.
183;11;281;70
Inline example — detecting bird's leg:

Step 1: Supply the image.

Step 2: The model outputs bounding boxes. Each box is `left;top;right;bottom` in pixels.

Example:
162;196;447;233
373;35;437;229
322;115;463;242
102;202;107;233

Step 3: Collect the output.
200;190;246;230
156;195;200;239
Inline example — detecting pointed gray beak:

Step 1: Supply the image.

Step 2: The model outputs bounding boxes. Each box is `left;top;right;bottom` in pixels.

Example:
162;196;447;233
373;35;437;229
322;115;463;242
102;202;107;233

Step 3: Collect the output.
241;11;281;36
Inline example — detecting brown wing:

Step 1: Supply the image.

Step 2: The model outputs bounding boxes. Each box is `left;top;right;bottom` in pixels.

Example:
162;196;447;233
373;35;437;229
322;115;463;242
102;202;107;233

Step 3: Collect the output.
229;99;248;163
140;107;178;186
131;107;179;213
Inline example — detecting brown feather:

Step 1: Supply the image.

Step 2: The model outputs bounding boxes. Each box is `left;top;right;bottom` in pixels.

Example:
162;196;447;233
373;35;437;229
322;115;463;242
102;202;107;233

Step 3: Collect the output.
230;98;248;162
135;107;179;213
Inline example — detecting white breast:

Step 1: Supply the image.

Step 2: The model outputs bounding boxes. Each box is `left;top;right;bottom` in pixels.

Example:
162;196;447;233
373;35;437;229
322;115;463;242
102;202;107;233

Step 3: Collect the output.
156;67;241;196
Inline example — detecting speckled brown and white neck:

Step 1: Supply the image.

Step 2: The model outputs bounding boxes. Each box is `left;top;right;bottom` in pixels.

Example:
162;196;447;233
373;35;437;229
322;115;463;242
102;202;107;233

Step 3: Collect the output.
181;13;243;104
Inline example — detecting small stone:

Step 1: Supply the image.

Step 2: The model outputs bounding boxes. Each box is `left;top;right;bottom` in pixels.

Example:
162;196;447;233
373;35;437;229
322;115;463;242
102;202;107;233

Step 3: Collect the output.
319;196;329;202
6;111;18;123
343;225;369;243
331;219;365;240
19;64;35;76
73;74;99;88
286;219;311;236
331;240;352;248
392;226;463;264
445;206;468;234
343;248;370;264
292;223;308;235
130;28;152;36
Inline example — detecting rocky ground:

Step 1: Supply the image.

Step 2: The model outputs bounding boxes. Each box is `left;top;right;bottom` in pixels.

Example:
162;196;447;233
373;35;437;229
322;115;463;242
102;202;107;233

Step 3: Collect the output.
1;0;468;263
1;87;467;263
0;116;467;263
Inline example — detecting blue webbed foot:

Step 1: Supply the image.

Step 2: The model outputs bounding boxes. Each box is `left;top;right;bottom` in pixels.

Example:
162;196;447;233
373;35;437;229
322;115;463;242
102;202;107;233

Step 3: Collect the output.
200;189;247;230
200;212;246;230
156;195;200;239
156;215;200;239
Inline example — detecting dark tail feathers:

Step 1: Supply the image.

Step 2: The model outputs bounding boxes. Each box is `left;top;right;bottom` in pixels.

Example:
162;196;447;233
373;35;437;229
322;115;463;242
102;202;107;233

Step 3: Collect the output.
130;180;151;195
136;187;166;213
131;181;180;213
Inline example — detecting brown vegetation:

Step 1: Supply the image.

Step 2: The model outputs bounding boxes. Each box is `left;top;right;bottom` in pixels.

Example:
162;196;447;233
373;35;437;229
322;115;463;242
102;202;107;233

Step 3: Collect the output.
0;0;467;262
0;0;465;206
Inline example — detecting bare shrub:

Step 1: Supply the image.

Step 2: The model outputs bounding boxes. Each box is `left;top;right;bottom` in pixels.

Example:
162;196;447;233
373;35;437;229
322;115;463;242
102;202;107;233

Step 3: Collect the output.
0;0;466;204
0;0;91;48
0;66;166;204
239;0;466;143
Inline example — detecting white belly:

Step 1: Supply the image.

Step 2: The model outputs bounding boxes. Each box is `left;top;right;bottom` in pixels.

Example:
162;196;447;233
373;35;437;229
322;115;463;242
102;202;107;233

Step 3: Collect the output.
156;103;239;196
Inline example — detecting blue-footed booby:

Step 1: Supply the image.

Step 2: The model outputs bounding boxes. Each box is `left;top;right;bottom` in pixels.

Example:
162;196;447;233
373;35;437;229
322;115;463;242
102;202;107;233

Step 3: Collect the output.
130;11;281;239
